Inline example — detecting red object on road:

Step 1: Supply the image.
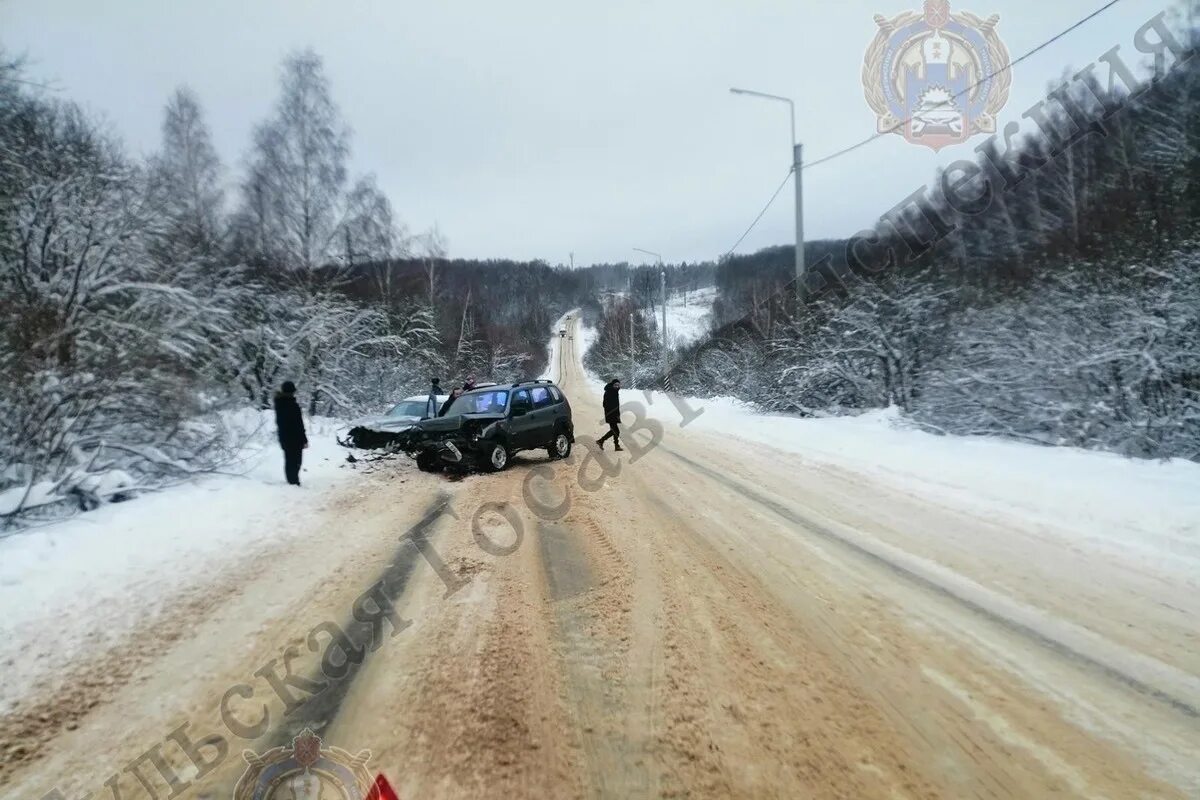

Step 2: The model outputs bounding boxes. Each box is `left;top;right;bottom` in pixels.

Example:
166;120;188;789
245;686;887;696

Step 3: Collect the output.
366;773;399;800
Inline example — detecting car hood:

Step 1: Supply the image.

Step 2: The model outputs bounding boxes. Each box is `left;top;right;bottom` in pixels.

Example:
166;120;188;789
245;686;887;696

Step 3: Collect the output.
414;412;504;433
350;414;421;431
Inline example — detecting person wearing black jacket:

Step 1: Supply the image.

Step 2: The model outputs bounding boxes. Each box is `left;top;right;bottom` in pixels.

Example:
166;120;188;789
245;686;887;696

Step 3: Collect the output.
596;378;624;451
439;387;463;417
273;380;308;486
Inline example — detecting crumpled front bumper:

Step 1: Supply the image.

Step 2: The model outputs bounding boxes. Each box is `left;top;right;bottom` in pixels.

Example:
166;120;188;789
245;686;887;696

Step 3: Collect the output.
435;440;465;464
418;436;476;465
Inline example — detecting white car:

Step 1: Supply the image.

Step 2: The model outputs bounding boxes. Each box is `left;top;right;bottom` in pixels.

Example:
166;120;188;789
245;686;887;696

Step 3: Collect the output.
352;395;448;433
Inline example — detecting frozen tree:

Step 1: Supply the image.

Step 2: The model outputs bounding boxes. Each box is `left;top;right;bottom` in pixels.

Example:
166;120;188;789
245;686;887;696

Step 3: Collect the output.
234;49;396;281
416;225;448;308
347;175;409;308
0;86;238;523
766;272;951;413
244;48;348;274
918;256;1200;457
147;87;225;260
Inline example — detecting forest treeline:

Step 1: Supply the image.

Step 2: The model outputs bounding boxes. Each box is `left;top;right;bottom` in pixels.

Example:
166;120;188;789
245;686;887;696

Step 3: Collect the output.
0;42;716;520
662;7;1200;460
0;48;452;518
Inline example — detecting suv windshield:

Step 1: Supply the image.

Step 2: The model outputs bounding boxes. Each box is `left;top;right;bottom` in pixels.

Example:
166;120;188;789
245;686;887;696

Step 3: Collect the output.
387;400;427;418
446;389;509;416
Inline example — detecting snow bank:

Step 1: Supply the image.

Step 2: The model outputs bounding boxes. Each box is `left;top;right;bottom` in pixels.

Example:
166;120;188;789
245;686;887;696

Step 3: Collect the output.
0;481;61;517
0;409;354;713
568;320;1199;574
576;324;605;391
641;396;1200;574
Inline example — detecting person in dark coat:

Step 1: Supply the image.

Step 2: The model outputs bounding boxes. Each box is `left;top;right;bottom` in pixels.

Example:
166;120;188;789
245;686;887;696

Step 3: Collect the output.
596;378;623;451
463;376;478;392
273;380;308;486
439;387;463;417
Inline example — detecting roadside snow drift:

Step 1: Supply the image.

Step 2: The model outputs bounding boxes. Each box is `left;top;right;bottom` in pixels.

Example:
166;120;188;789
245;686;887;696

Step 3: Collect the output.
639;396;1200;576
0;410;354;713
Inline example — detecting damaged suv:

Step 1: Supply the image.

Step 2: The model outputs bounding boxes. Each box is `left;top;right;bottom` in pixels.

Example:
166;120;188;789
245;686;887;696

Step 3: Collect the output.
398;380;574;472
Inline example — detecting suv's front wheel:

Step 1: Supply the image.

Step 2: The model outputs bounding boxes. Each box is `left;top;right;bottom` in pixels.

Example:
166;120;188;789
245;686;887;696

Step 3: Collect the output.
483;442;510;472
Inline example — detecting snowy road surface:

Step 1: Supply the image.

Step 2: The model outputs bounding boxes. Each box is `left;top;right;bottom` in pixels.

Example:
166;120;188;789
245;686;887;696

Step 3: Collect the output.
2;315;1199;799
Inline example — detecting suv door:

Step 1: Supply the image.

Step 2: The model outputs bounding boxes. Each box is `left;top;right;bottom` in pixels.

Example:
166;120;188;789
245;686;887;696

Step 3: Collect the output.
548;386;572;438
527;385;558;446
507;389;538;449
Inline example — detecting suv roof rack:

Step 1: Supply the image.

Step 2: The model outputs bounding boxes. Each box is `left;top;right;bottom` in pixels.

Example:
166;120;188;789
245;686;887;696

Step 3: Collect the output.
510;379;555;388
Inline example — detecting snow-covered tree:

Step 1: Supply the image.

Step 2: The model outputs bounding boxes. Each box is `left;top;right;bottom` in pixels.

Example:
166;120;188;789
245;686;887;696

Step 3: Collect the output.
233;49;398;282
147;86;225;261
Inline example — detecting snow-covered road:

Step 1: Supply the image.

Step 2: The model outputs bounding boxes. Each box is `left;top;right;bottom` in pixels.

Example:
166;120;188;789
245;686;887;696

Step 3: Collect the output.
2;315;1198;799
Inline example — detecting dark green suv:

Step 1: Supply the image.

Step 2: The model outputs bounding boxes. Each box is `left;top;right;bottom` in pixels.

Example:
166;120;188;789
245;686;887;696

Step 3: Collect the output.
399;380;574;472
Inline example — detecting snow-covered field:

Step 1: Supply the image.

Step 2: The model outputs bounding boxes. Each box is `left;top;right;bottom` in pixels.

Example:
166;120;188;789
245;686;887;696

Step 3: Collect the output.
605;285;716;349
662;286;716;347
0;410;355;713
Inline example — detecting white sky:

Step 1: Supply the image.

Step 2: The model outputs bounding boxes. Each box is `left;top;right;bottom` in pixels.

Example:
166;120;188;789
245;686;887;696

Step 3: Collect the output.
0;0;1176;266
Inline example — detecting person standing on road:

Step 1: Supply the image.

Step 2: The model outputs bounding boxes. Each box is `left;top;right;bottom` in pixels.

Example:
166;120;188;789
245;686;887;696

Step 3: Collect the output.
426;377;442;419
273;380;308;486
596;378;624;451
463;375;478;392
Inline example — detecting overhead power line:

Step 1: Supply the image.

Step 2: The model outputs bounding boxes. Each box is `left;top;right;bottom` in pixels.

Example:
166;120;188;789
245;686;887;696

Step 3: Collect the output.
719;167;795;261
700;0;1131;355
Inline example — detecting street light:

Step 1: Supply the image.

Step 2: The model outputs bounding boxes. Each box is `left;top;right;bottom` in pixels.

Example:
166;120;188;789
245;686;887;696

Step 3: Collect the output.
729;86;805;298
633;248;669;381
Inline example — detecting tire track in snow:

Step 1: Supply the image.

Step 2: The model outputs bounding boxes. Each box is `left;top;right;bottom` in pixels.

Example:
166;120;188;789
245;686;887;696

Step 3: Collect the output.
266;491;455;745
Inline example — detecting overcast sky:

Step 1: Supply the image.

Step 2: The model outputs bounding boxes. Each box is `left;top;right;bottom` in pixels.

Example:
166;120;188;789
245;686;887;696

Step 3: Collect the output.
1;0;1176;266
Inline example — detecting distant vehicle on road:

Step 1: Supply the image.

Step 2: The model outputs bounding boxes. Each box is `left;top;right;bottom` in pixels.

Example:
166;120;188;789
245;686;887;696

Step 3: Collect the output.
397;380;574;472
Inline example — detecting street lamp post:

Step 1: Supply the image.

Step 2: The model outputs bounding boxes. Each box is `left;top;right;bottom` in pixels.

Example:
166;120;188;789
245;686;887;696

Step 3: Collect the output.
633;247;668;379
729;87;805;300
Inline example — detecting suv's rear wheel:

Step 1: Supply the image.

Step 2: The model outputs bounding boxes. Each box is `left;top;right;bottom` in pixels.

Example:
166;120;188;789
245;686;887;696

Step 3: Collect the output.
548;432;572;460
484;443;510;471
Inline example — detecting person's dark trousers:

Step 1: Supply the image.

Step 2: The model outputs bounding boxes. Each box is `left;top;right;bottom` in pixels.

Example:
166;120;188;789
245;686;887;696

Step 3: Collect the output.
597;423;620;448
283;445;304;485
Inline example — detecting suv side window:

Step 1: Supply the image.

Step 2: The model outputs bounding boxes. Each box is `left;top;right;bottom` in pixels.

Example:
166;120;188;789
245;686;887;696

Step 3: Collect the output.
511;389;532;413
472;390;509;414
531;386;554;408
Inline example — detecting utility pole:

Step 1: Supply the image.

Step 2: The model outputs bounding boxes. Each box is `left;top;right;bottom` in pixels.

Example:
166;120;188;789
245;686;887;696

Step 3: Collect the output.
794;143;805;300
730;87;805;301
629;312;636;389
660;268;668;380
569;251;574;270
